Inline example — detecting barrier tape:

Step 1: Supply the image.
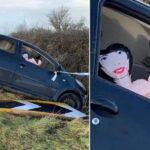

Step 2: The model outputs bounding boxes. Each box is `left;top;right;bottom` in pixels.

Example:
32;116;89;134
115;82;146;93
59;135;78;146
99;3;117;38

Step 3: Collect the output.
59;71;89;76
51;71;89;81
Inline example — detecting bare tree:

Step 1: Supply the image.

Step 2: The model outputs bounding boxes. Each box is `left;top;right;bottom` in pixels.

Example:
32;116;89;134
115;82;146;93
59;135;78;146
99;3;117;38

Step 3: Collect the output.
16;20;28;32
48;6;71;32
70;17;87;31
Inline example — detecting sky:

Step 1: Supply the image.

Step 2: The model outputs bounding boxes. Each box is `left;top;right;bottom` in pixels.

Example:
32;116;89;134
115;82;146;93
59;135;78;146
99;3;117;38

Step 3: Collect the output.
0;0;89;34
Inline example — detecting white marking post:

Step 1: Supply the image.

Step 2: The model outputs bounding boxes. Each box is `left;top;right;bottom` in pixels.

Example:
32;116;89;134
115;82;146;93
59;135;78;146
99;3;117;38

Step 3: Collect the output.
9;100;86;118
57;104;86;118
13;100;41;110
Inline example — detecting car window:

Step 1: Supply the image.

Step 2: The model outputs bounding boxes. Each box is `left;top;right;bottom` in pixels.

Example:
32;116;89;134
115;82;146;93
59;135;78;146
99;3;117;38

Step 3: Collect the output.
98;6;150;99
0;37;15;54
22;44;55;71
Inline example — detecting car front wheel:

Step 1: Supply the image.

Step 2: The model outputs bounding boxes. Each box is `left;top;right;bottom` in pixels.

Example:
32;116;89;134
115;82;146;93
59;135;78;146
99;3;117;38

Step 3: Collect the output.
58;92;83;110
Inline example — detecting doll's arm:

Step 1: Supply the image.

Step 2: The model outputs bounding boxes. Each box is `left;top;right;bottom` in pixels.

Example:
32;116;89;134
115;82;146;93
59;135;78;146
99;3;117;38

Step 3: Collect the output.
145;92;150;99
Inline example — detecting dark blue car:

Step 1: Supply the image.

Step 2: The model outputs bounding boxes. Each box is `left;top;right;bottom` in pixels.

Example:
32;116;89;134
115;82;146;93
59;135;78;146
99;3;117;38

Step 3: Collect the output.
0;34;86;109
91;0;150;149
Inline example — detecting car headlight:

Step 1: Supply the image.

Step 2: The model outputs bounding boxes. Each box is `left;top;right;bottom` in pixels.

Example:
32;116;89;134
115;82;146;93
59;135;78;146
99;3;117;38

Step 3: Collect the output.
76;79;86;92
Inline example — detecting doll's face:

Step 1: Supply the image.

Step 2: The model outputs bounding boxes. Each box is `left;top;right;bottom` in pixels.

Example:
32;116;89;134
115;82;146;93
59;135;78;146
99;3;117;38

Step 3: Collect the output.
99;50;129;79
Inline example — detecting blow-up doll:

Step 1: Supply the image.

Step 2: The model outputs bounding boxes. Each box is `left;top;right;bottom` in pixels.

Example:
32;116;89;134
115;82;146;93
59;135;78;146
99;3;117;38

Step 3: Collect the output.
99;43;150;98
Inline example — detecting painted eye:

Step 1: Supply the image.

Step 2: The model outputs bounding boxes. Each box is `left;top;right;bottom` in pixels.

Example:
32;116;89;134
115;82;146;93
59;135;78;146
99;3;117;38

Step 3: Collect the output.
117;51;122;54
101;56;107;61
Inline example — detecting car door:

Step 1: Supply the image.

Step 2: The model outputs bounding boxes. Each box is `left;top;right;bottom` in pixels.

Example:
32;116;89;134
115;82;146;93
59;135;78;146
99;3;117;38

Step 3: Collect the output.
13;42;59;99
91;0;150;150
0;35;18;85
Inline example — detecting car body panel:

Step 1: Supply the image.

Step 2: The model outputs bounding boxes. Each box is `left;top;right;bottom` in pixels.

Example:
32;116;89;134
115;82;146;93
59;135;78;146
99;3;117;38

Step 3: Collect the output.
14;43;58;98
0;36;18;84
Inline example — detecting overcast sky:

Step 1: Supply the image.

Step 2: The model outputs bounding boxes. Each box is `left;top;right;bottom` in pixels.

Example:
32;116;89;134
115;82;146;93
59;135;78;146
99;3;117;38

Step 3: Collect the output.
0;0;89;34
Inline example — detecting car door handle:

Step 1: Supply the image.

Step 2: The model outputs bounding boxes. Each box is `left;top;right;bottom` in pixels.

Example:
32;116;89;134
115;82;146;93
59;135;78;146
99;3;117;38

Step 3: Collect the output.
91;98;119;115
20;64;26;69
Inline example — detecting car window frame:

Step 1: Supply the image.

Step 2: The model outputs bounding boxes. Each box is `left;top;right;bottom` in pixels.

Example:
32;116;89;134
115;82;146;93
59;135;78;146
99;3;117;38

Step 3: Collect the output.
92;0;150;99
93;0;150;77
0;36;17;55
19;42;56;72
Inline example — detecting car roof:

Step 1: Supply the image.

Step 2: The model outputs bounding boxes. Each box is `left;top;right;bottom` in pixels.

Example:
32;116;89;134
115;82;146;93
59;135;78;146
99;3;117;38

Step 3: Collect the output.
0;34;25;43
0;34;39;48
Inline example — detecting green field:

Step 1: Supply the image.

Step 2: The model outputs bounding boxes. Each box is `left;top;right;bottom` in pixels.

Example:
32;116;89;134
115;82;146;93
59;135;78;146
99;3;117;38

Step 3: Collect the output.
0;113;88;150
0;91;89;150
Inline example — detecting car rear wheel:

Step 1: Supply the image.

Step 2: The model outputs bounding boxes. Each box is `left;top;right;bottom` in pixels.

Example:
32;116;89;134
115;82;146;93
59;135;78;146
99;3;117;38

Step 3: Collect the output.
58;92;82;110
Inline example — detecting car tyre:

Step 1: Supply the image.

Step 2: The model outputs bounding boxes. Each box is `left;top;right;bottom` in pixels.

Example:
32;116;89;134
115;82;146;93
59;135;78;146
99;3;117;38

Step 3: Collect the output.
58;92;82;110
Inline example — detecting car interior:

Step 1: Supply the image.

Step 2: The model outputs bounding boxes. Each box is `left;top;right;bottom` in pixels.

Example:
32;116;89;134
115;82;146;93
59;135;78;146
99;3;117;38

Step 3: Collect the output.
100;6;150;82
22;44;54;71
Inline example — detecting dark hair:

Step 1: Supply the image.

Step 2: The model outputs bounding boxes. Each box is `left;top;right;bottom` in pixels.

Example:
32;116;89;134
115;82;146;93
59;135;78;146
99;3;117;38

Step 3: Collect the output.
35;55;41;64
99;43;133;82
36;55;41;60
22;52;28;55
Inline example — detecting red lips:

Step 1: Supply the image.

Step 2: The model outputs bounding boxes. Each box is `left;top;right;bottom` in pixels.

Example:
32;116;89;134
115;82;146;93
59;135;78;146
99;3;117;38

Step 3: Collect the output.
113;67;125;74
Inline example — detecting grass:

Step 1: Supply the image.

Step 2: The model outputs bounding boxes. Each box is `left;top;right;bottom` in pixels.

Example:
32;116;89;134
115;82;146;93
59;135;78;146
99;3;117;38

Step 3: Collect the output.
0;91;89;150
0;89;26;100
0;113;88;150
